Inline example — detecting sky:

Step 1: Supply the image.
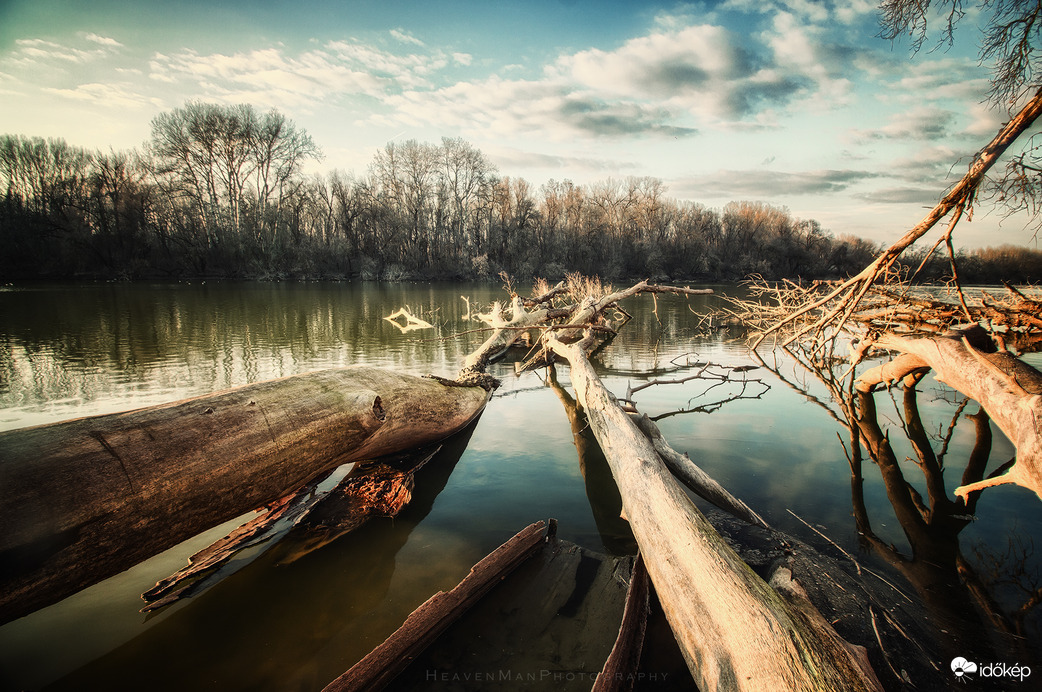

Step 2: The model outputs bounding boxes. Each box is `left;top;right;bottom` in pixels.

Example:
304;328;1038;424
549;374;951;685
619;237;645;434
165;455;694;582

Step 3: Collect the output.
0;0;1037;249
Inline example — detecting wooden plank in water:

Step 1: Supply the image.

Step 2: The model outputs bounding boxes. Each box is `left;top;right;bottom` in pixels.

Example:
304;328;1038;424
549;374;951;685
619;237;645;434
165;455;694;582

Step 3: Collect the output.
322;519;554;692
593;552;650;692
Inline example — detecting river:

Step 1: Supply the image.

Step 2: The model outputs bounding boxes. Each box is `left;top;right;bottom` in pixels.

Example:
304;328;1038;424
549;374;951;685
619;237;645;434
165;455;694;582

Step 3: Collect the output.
0;281;1039;690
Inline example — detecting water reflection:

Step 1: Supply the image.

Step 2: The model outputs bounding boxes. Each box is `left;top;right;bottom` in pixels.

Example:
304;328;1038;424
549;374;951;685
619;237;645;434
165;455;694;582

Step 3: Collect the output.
547;365;637;556
0;282;510;431
1;281;1039;688
853;387;1030;663
760;346;1041;665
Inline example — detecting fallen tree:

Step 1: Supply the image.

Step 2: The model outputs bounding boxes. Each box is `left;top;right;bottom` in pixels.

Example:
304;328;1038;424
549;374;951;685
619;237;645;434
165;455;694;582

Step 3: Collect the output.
0;367;489;624
545;331;883;692
722;54;1042;506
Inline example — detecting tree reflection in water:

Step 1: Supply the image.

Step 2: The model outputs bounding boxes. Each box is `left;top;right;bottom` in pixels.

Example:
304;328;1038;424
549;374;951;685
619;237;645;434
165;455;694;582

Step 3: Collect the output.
758;345;1041;673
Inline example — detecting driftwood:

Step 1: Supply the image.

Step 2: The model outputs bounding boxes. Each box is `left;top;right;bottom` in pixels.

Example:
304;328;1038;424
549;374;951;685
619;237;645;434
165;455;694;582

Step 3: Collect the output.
856;328;1042;500
593;553;650;692
546;332;883;692
322;519;554;692
458;295;550;383
0;366;489;624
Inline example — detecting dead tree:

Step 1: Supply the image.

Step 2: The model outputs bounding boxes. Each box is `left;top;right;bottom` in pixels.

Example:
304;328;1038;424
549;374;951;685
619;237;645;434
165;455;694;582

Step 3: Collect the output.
546;331;882;692
856;329;1042;500
726;90;1042;505
747;87;1042;354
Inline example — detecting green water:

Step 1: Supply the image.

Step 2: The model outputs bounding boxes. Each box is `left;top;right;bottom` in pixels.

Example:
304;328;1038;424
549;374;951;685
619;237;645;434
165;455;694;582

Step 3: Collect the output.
0;281;1039;690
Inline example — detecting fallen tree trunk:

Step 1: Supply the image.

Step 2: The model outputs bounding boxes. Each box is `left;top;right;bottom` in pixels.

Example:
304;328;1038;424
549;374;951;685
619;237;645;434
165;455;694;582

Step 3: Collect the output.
856;329;1042;500
547;333;882;692
0;366;489;624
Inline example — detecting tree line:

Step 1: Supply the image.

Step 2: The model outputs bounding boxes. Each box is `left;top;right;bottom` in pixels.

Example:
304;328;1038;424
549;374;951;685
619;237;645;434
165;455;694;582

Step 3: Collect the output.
1;101;1039;283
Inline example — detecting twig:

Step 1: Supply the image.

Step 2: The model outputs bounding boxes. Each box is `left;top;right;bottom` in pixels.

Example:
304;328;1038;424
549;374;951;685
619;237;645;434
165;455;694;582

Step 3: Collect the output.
786;509;862;576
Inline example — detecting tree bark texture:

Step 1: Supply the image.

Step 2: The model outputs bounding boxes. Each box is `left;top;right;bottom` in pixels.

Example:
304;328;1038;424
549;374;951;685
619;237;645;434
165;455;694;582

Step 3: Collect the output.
547;335;882;692
0;366;489;624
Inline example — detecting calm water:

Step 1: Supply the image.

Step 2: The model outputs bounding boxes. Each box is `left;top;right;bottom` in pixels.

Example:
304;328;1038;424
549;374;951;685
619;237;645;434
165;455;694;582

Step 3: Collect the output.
0;281;1040;690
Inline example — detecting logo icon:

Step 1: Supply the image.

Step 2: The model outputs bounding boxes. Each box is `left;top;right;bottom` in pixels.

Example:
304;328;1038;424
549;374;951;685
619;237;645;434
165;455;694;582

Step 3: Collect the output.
951;657;978;682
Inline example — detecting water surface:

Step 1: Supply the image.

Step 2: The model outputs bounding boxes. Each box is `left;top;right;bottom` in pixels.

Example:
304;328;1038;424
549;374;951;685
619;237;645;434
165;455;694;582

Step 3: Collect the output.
0;281;1039;690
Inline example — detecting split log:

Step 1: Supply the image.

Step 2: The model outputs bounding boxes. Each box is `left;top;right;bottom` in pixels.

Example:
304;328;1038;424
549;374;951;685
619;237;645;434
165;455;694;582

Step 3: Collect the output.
323;519;553;692
856;329;1042;500
0;366;489;625
547;333;882;692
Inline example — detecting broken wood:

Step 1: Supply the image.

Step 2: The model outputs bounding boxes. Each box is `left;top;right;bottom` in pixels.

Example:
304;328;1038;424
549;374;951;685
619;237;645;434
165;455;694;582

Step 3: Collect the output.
546;332;883;692
140;445;443;612
593;553;650;692
322;519;553;692
457;294;549;384
0;366;489;625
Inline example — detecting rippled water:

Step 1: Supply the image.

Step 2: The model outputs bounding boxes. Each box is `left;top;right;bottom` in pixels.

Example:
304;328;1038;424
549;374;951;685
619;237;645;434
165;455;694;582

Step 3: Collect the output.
0;281;1039;690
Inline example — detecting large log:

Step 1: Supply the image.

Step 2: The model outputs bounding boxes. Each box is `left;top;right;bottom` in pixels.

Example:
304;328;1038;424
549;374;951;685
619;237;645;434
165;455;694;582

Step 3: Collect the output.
547;334;882;692
0;366;489;624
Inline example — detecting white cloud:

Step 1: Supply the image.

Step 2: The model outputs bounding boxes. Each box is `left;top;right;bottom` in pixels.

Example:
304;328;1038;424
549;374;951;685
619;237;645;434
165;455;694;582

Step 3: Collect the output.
892;58;991;103
722;0;872;25
390;28;424;47
485;146;635;174
551;22;824;125
963;101;1007;137
673;168;878;200
145;39;467;108
83;33;123;48
42;82;161;109
11;38;94;64
377;73;697;140
369;14;872;141
833;0;878;25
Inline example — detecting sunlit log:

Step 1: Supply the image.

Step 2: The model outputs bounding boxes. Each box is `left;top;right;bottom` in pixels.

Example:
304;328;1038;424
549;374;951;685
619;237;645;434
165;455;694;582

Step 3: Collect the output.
546;333;882;692
0;366;489;624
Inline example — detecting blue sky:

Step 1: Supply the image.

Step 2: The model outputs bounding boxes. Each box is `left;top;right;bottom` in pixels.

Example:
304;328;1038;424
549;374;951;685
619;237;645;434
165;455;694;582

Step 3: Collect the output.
0;0;1035;248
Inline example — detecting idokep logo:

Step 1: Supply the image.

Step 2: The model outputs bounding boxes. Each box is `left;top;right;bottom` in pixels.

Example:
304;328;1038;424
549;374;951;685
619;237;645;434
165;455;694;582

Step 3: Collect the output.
951;657;1032;683
951;657;977;681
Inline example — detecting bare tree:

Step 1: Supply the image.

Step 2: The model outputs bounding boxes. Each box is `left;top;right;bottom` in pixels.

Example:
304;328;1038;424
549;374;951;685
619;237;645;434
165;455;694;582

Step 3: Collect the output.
147;102;320;260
